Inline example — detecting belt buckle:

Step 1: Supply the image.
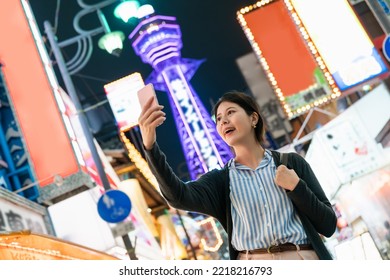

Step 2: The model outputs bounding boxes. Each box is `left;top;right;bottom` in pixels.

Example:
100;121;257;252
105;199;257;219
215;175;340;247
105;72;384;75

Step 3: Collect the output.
267;243;299;253
267;244;279;254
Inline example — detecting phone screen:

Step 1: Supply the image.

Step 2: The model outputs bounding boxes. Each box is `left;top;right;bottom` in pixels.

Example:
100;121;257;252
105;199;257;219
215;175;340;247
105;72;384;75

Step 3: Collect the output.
137;83;159;110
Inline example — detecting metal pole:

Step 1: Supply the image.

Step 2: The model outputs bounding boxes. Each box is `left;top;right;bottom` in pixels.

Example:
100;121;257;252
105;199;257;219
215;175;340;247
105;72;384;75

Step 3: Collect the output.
176;209;197;260
44;20;111;192
122;234;138;260
293;108;315;144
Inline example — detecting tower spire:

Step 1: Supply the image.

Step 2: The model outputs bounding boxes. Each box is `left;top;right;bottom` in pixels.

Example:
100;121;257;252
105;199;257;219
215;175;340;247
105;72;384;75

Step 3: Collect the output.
130;14;232;179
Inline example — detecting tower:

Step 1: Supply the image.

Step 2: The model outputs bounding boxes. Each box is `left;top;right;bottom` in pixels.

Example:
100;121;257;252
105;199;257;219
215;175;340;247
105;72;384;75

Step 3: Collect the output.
130;14;233;180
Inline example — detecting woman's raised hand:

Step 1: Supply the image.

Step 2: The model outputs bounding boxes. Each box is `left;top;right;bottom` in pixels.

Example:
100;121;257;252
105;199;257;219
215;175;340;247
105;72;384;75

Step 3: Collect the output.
138;96;166;150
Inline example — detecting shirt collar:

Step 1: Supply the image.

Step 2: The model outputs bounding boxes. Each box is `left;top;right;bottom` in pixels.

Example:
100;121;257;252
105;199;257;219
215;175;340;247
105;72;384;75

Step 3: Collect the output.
228;149;272;170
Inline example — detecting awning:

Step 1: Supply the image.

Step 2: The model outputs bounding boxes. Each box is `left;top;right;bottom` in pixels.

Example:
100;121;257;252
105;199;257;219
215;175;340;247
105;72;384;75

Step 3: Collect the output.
0;231;118;260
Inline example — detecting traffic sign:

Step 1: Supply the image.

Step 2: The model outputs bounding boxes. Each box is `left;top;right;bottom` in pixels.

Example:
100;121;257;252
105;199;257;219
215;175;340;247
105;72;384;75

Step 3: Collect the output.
382;34;390;62
97;190;132;223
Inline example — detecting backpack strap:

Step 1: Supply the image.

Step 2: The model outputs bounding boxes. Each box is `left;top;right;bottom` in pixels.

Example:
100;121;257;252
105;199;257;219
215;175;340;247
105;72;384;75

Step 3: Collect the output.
280;152;289;166
270;150;289;167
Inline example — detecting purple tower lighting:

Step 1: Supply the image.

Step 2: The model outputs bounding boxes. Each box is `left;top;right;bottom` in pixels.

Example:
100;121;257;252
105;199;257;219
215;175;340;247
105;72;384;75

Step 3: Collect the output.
130;14;233;180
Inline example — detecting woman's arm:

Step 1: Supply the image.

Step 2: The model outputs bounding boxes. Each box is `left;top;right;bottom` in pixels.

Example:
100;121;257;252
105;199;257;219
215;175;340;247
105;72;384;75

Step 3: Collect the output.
144;142;225;217
138;95;225;218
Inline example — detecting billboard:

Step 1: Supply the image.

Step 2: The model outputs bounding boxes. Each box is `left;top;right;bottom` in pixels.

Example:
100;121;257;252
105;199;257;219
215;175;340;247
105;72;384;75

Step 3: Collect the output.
0;0;80;186
237;0;338;119
237;0;388;119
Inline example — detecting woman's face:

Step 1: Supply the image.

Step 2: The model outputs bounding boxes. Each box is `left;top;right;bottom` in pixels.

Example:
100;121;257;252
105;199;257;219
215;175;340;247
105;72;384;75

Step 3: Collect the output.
215;101;255;147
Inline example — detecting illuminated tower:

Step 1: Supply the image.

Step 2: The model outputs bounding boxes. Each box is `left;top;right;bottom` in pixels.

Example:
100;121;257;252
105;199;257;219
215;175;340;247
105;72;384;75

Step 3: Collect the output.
130;14;233;180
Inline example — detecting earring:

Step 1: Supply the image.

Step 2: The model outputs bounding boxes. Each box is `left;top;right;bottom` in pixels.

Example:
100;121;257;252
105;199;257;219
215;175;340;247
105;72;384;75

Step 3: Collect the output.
253;124;257;128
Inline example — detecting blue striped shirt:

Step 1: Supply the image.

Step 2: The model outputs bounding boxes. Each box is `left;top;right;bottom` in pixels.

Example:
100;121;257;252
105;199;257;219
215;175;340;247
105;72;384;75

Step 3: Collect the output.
228;149;308;251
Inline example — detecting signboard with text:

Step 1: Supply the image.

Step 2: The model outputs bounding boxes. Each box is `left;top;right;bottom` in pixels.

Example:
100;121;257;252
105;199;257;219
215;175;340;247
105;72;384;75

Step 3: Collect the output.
0;197;47;234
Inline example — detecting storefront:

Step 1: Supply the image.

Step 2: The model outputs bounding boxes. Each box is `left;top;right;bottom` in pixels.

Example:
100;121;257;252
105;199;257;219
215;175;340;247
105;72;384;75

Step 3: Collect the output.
305;83;390;259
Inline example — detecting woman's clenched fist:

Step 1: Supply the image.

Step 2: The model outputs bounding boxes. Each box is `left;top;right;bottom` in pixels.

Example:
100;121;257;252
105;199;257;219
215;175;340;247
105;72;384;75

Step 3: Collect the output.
274;165;299;191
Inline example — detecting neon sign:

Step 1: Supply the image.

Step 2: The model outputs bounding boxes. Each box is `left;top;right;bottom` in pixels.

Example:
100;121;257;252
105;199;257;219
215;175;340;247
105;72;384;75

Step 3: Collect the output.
170;79;220;172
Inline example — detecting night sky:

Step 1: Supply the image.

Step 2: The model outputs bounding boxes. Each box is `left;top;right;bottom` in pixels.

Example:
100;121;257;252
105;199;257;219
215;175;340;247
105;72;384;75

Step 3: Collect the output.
28;0;259;177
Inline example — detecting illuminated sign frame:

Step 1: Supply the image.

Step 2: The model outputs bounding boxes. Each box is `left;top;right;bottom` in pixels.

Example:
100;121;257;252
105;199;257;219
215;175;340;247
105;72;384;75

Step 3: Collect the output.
237;0;341;119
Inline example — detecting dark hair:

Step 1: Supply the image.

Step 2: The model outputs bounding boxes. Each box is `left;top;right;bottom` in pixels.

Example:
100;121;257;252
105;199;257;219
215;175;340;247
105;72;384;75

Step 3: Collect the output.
212;91;265;144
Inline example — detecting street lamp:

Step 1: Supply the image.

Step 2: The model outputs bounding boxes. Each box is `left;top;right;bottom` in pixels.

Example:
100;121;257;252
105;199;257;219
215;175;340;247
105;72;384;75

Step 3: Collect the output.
114;0;140;22
96;9;125;56
43;0;141;260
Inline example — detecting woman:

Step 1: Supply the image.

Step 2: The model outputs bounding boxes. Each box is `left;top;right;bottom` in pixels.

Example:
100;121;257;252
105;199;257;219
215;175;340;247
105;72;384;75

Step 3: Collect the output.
138;91;336;260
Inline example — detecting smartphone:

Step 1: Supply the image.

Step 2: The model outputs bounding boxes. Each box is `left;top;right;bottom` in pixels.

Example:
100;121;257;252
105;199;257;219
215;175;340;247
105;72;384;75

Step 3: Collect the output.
137;83;159;110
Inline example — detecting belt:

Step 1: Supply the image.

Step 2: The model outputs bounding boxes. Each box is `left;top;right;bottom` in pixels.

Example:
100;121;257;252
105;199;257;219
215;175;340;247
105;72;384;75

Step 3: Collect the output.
240;243;313;254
